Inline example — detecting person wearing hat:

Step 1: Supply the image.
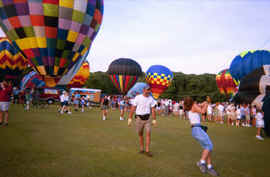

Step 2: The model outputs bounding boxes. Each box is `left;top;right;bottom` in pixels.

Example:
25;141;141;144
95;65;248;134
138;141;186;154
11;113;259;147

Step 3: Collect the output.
128;84;157;157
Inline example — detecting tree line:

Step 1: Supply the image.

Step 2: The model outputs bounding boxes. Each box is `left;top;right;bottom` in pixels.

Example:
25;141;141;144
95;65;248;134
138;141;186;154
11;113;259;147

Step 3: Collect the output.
85;71;228;102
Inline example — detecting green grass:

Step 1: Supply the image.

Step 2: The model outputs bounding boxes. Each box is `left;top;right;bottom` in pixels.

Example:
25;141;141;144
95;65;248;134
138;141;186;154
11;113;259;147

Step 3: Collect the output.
0;104;269;177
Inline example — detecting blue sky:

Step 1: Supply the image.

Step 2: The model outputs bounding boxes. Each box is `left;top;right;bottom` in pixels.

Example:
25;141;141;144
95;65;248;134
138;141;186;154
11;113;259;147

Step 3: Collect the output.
89;0;270;74
1;0;270;74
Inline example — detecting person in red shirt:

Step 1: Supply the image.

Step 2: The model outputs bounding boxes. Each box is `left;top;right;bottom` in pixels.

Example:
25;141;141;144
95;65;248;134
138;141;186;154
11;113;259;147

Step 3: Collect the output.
0;80;12;126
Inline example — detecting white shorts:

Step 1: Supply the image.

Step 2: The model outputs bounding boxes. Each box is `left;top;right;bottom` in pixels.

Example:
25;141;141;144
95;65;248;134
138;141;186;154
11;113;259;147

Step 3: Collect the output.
256;121;264;128
0;102;10;111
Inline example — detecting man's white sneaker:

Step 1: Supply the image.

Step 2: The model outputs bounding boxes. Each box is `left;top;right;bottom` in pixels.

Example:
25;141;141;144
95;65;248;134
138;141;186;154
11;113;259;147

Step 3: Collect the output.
256;135;264;140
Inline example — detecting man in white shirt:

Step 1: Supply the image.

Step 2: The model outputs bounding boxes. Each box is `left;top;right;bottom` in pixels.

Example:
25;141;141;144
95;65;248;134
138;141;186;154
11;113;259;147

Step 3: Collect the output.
128;84;157;157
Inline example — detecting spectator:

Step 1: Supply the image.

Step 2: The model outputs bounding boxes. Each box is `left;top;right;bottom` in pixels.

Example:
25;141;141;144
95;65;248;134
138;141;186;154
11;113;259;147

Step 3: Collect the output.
0;80;12;126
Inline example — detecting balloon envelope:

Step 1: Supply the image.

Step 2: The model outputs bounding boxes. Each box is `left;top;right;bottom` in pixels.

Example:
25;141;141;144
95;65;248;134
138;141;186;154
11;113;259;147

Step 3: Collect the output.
68;61;90;88
0;0;104;87
229;50;270;81
0;37;28;85
20;71;45;91
107;58;142;94
216;69;238;95
126;82;150;98
232;65;270;108
145;65;173;99
57;49;90;86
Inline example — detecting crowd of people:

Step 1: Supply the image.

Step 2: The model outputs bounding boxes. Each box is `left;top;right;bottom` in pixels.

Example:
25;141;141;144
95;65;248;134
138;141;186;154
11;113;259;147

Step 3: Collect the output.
99;95;266;140
1;79;269;176
3;81;267;142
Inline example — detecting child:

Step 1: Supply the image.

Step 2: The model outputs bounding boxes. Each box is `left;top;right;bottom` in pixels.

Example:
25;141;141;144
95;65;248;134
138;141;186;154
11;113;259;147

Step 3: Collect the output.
80;96;85;112
255;109;264;140
236;105;241;128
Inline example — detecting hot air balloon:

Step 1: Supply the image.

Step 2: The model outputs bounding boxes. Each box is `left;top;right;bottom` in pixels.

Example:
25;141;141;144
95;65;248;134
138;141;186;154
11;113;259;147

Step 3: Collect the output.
216;69;238;95
126;82;151;98
0;37;28;85
68;61;90;88
229;50;270;81
107;58;142;94
232;65;270;108
0;0;103;87
57;49;90;86
20;71;45;91
145;65;173;99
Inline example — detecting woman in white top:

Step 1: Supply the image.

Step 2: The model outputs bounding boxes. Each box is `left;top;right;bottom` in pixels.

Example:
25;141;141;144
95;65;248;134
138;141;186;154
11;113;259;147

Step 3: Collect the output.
184;97;218;176
173;101;180;116
235;105;241;127
255;109;264;140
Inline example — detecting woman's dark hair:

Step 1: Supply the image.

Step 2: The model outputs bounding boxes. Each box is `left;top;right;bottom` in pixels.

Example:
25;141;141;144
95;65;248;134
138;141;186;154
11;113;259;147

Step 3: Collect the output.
184;96;194;111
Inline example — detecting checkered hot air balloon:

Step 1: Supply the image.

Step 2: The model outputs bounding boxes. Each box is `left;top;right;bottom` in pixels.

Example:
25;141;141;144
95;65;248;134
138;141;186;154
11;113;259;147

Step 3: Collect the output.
68;61;89;88
107;58;142;94
216;69;238;95
0;37;28;86
0;0;103;87
145;65;173;99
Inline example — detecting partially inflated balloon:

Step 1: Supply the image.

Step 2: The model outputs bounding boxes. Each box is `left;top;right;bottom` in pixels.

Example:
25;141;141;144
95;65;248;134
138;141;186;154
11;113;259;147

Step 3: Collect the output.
126;82;150;98
107;58;142;94
68;61;89;88
0;0;103;87
229;50;270;81
20;71;45;91
145;65;173;99
0;37;28;85
233;65;270;108
216;69;238;95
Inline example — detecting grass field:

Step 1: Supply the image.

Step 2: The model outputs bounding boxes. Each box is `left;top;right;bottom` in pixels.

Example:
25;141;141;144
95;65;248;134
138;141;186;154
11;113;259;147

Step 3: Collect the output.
0;104;269;177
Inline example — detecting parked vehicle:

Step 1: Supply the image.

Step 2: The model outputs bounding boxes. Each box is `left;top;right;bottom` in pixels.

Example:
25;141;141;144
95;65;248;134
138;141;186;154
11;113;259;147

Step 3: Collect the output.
69;88;102;105
40;88;62;104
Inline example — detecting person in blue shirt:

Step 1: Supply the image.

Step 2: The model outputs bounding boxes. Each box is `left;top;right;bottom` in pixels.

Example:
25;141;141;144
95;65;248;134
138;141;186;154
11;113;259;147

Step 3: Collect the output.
73;92;80;111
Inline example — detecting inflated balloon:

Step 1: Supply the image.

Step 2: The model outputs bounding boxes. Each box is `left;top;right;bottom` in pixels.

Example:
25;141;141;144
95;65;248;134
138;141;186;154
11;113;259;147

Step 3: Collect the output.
68;61;90;88
0;0;103;87
0;37;28;85
229;50;270;81
216;69;238;95
145;65;173;99
126;82;150;98
107;58;142;94
57;49;89;86
233;65;270;108
20;71;45;91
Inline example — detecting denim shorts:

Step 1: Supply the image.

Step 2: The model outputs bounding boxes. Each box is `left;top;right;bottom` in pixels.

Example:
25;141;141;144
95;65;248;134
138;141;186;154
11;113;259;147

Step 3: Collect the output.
192;124;213;151
0;102;9;111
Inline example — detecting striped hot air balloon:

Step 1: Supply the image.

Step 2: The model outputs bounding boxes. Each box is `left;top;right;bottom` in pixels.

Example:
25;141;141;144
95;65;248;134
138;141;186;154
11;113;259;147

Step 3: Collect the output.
20;71;45;91
0;37;28;85
107;58;142;94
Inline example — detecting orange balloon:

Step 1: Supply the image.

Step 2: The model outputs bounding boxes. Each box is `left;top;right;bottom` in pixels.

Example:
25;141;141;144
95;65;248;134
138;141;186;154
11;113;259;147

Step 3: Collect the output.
68;62;90;88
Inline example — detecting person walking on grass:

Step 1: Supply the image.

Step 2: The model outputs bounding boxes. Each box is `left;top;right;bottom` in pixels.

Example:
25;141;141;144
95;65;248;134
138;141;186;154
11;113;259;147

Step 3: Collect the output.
101;95;109;120
128;84;157;157
0;80;12;126
119;96;126;120
59;91;71;115
184;96;219;176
